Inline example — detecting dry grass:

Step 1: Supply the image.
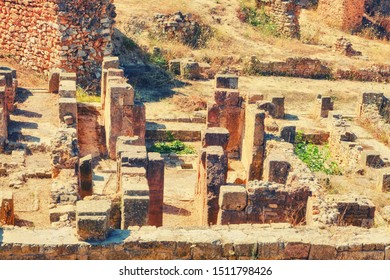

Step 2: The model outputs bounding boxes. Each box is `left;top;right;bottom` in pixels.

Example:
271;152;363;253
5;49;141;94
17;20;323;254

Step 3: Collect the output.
0;54;46;88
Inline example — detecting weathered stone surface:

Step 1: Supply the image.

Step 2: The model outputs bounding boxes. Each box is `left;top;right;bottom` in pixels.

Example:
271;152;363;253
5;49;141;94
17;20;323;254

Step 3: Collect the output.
147;153;164;227
59;98;78;125
377;169;390;192
361;150;383;168
78;155;93;198
219;185;247;211
121;175;150;229
0;191;14;225
197;146;228;226
271;97;285;119
280;126;296;143
202;127;230;149
309;244;337;260
215;74;239;89
76;200;111;241
264;155;291;184
48;69;62;94
241;105;265;181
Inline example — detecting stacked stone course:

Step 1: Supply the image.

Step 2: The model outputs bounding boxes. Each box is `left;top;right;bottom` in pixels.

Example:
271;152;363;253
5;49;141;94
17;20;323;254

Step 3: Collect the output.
256;0;301;39
0;0;116;88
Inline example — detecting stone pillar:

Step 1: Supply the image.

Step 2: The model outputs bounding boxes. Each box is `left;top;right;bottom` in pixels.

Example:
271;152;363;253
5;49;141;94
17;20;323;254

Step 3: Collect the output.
0;85;8;147
271;96;285;119
147;152;165;227
202;127;230;149
315;95;333;118
101;56;120;108
217;185;247;225
241;105;265;182
121;175;150;229
0;191;14;225
361;150;383;168
48;68;62;93
197;146;228;226
76;200;111;241
78;154;93;198
377;170;390;192
105;82;134;159
207;88;245;158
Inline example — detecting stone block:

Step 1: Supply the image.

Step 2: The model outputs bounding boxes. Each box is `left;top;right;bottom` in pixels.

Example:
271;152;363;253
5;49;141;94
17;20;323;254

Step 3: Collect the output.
49;205;76;223
77;216;109;241
217;210;247;225
361;150;383;168
309;244;337;260
0;191;14;225
48;68;62;93
169;59;181;75
78;154;93;198
214;90;241;106
284;242;311;260
120;146;148;168
202;127;230;149
59;80;76;98
121;195;150;229
102;56;120;70
60;72;77;82
247;93;264;104
181;61;200;80
59;98;77;125
271;97;285;119
280;126;296;143
215;74;238;89
377;169;390;192
219;185;247;211
76;200;111;241
108;82;134;106
265;155;291;184
257;101;276;117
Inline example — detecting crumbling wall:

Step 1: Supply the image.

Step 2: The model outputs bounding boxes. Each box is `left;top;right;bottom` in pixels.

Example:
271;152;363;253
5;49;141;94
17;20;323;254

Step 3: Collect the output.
152;11;212;48
245;57;332;79
0;0;116;88
317;0;365;31
357;92;390;146
256;0;301;38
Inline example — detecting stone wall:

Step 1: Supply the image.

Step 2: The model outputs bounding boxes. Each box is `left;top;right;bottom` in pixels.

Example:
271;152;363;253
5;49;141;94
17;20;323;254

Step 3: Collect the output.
334;65;390;83
152;11;212;48
1;225;390;260
317;0;365;31
244;56;332;79
256;0;301;38
0;0;116;88
357;92;390;146
77;103;106;158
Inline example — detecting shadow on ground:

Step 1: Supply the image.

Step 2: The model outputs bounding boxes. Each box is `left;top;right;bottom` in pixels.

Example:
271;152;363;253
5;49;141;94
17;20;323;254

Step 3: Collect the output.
113;28;188;102
163;203;191;216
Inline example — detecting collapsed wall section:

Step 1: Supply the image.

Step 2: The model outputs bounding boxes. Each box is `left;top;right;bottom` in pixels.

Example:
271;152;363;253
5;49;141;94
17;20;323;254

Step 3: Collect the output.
0;0;116;88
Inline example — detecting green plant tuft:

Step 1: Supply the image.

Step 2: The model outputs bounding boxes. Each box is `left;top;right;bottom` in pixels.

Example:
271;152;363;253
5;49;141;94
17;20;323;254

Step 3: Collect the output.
294;131;343;175
149;132;196;155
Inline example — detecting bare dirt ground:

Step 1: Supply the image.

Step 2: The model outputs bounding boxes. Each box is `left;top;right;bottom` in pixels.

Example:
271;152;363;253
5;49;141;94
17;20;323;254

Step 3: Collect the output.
115;0;390;68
